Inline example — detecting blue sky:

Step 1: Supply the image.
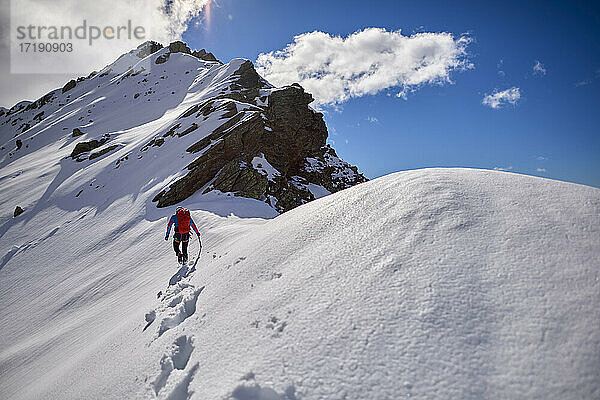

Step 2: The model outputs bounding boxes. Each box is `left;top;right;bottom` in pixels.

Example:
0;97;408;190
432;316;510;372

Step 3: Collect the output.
0;0;600;187
183;0;600;187
181;0;600;187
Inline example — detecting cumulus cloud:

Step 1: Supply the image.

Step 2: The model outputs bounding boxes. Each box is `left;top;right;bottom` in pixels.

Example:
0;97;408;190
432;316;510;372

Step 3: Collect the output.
536;168;546;172
482;87;521;109
494;166;513;172
1;0;209;107
533;60;546;76
255;28;472;107
366;116;379;123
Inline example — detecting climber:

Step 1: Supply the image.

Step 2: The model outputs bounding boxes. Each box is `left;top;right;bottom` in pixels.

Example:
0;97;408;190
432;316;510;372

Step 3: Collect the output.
165;206;200;264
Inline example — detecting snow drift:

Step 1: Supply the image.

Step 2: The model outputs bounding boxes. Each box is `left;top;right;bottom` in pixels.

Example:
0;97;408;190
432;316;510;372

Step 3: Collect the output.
0;168;598;399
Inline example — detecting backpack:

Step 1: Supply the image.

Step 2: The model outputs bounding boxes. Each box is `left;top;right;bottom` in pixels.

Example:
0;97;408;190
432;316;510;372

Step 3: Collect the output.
176;208;191;234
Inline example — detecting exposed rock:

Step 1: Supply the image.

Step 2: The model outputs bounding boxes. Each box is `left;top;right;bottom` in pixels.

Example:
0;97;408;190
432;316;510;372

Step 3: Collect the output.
155;54;169;64
168;41;191;54
33;112;44;122
141;137;165;151
71;140;100;158
178;123;198;137
8;101;31;115
25;92;54;111
162;124;181;138
13;206;24;217
153;77;366;212
70;135;110;159
218;61;268;104
209;160;269;199
233;60;264;91
179;104;202;119
62;80;77;93
72;128;85;137
16;139;22;150
155;42;220;65
192;49;219;62
89;145;118;160
136;41;163;58
301;145;367;193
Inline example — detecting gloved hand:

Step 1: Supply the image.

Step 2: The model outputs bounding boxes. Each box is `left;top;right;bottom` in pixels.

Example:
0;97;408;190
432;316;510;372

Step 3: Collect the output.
164;235;168;241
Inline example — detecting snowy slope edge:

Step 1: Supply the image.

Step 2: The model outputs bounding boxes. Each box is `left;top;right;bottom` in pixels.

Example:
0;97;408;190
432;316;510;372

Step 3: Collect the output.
0;168;598;399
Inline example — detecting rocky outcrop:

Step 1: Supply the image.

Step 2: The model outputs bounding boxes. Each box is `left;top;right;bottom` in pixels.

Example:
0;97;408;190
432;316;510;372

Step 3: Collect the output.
89;145;118;160
13;206;24;217
62;80;77;93
152;71;367;212
70;134;111;160
169;41;191;54
72;128;85;137
192;49;219;62
136;41;163;58
156;41;221;65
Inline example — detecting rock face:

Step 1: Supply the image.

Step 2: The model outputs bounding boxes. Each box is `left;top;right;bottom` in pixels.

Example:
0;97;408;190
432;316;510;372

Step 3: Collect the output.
62;80;77;93
152;61;366;213
70;134;112;161
13;206;24;217
155;41;222;65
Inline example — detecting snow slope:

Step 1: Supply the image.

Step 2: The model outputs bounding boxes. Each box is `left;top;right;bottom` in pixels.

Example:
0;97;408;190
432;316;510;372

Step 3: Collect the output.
0;168;598;399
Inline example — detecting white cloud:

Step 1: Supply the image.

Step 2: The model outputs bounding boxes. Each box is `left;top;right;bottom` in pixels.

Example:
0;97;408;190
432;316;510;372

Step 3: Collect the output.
366;116;379;123
1;0;209;107
536;156;547;161
536;168;546;173
494;166;513;171
533;60;546;76
482;87;521;109
256;28;472;107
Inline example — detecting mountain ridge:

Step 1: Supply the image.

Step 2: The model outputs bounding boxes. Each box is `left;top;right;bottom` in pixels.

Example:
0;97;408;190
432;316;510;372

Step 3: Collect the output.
0;40;366;217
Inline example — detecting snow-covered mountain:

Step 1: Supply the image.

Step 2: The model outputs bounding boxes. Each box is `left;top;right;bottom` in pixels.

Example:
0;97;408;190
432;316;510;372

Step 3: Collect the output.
0;42;599;400
0;40;365;217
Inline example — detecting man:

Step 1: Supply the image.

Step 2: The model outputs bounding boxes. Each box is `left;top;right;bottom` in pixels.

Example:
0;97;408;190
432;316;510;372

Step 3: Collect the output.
165;206;200;264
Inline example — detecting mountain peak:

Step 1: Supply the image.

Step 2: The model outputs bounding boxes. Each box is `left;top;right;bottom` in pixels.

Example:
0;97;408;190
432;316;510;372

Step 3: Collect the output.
133;40;164;58
0;41;365;216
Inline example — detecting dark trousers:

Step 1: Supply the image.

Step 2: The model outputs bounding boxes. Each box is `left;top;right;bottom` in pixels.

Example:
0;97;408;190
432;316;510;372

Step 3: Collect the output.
173;232;190;257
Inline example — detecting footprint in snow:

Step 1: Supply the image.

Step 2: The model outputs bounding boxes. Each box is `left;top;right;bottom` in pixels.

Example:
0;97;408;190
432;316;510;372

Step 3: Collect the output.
231;380;298;400
152;335;195;395
251;316;288;338
144;282;205;337
169;263;196;286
